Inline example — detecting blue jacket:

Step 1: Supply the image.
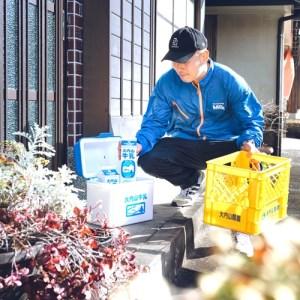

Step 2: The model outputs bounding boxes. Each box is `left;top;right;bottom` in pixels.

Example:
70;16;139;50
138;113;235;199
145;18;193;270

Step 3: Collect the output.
136;59;264;156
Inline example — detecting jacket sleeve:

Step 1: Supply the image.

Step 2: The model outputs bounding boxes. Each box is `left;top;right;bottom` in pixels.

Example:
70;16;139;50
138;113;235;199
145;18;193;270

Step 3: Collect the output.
228;77;264;148
136;79;172;156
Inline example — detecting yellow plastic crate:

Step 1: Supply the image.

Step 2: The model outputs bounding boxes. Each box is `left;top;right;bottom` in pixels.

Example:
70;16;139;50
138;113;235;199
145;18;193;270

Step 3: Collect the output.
203;151;291;234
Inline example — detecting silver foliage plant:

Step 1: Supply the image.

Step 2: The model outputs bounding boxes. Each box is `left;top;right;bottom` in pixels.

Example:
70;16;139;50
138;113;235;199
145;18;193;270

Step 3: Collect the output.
0;123;83;216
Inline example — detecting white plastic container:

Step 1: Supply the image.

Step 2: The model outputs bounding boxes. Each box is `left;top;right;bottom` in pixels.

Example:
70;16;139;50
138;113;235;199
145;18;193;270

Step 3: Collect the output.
87;179;153;227
74;135;153;227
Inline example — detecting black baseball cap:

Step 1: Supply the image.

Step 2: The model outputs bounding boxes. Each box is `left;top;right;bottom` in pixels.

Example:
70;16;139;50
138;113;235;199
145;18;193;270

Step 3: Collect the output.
162;26;208;63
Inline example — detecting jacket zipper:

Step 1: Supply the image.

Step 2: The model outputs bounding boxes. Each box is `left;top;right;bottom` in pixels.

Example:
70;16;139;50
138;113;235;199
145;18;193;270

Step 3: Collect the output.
172;101;190;120
193;82;204;137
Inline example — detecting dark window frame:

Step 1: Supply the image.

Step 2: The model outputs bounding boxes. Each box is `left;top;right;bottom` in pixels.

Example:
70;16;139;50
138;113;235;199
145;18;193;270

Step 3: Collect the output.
0;0;65;168
0;0;4;141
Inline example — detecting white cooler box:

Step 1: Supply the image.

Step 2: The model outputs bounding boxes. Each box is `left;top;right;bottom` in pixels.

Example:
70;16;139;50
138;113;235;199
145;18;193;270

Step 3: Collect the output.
74;134;153;227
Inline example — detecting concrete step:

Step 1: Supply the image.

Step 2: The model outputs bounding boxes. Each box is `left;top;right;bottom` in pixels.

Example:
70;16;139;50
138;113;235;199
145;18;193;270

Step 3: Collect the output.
126;202;205;281
109;178;229;299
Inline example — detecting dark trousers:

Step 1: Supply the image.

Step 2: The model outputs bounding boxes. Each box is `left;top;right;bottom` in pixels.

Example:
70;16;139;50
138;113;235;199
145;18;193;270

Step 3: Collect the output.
138;137;238;189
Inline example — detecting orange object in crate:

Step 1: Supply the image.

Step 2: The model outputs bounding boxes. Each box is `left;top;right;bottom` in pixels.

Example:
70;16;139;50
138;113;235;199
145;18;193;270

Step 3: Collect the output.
203;151;291;234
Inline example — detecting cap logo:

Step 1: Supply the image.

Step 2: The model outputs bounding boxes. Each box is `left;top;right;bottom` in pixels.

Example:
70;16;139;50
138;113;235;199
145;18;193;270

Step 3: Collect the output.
171;37;179;49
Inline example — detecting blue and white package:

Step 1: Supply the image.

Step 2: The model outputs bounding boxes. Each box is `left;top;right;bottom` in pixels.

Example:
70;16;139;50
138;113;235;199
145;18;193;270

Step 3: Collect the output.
120;139;137;182
97;167;120;184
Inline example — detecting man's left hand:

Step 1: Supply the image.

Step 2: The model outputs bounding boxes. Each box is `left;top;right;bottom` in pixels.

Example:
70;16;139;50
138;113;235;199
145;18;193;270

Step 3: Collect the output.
241;140;258;154
241;140;260;171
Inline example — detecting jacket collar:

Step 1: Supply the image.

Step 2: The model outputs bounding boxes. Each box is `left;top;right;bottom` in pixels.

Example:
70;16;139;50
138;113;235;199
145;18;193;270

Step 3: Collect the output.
198;58;214;87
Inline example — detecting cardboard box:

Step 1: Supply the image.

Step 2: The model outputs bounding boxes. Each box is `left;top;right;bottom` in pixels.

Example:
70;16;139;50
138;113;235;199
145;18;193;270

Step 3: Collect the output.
74;134;154;227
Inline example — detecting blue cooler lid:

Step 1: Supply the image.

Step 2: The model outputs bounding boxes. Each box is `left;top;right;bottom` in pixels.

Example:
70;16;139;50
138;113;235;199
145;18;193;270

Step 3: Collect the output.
74;135;121;179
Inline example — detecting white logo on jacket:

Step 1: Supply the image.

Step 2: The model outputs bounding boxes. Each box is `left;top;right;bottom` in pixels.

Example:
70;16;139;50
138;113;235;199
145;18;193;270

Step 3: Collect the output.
212;103;225;110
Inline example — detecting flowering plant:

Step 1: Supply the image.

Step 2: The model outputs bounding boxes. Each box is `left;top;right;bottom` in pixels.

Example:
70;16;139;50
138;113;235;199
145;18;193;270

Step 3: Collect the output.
200;219;300;300
0;125;138;299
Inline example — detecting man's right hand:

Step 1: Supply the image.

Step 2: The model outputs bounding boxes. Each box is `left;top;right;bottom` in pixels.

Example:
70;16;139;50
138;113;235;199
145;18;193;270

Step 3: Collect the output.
136;143;142;155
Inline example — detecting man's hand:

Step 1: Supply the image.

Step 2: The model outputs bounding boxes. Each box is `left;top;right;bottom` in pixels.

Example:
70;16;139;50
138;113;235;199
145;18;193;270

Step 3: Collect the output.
241;140;258;154
136;143;142;155
241;140;260;171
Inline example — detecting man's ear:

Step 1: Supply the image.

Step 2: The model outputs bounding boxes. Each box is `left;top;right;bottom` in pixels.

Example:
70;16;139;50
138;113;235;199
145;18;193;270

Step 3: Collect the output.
203;49;210;61
198;49;209;63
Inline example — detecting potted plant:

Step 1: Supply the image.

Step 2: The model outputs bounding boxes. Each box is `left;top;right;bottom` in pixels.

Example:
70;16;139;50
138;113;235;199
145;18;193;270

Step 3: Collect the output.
0;125;138;299
262;102;288;152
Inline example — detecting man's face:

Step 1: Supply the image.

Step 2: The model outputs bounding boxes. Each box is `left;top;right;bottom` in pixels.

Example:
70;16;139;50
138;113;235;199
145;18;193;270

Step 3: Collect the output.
172;50;208;82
